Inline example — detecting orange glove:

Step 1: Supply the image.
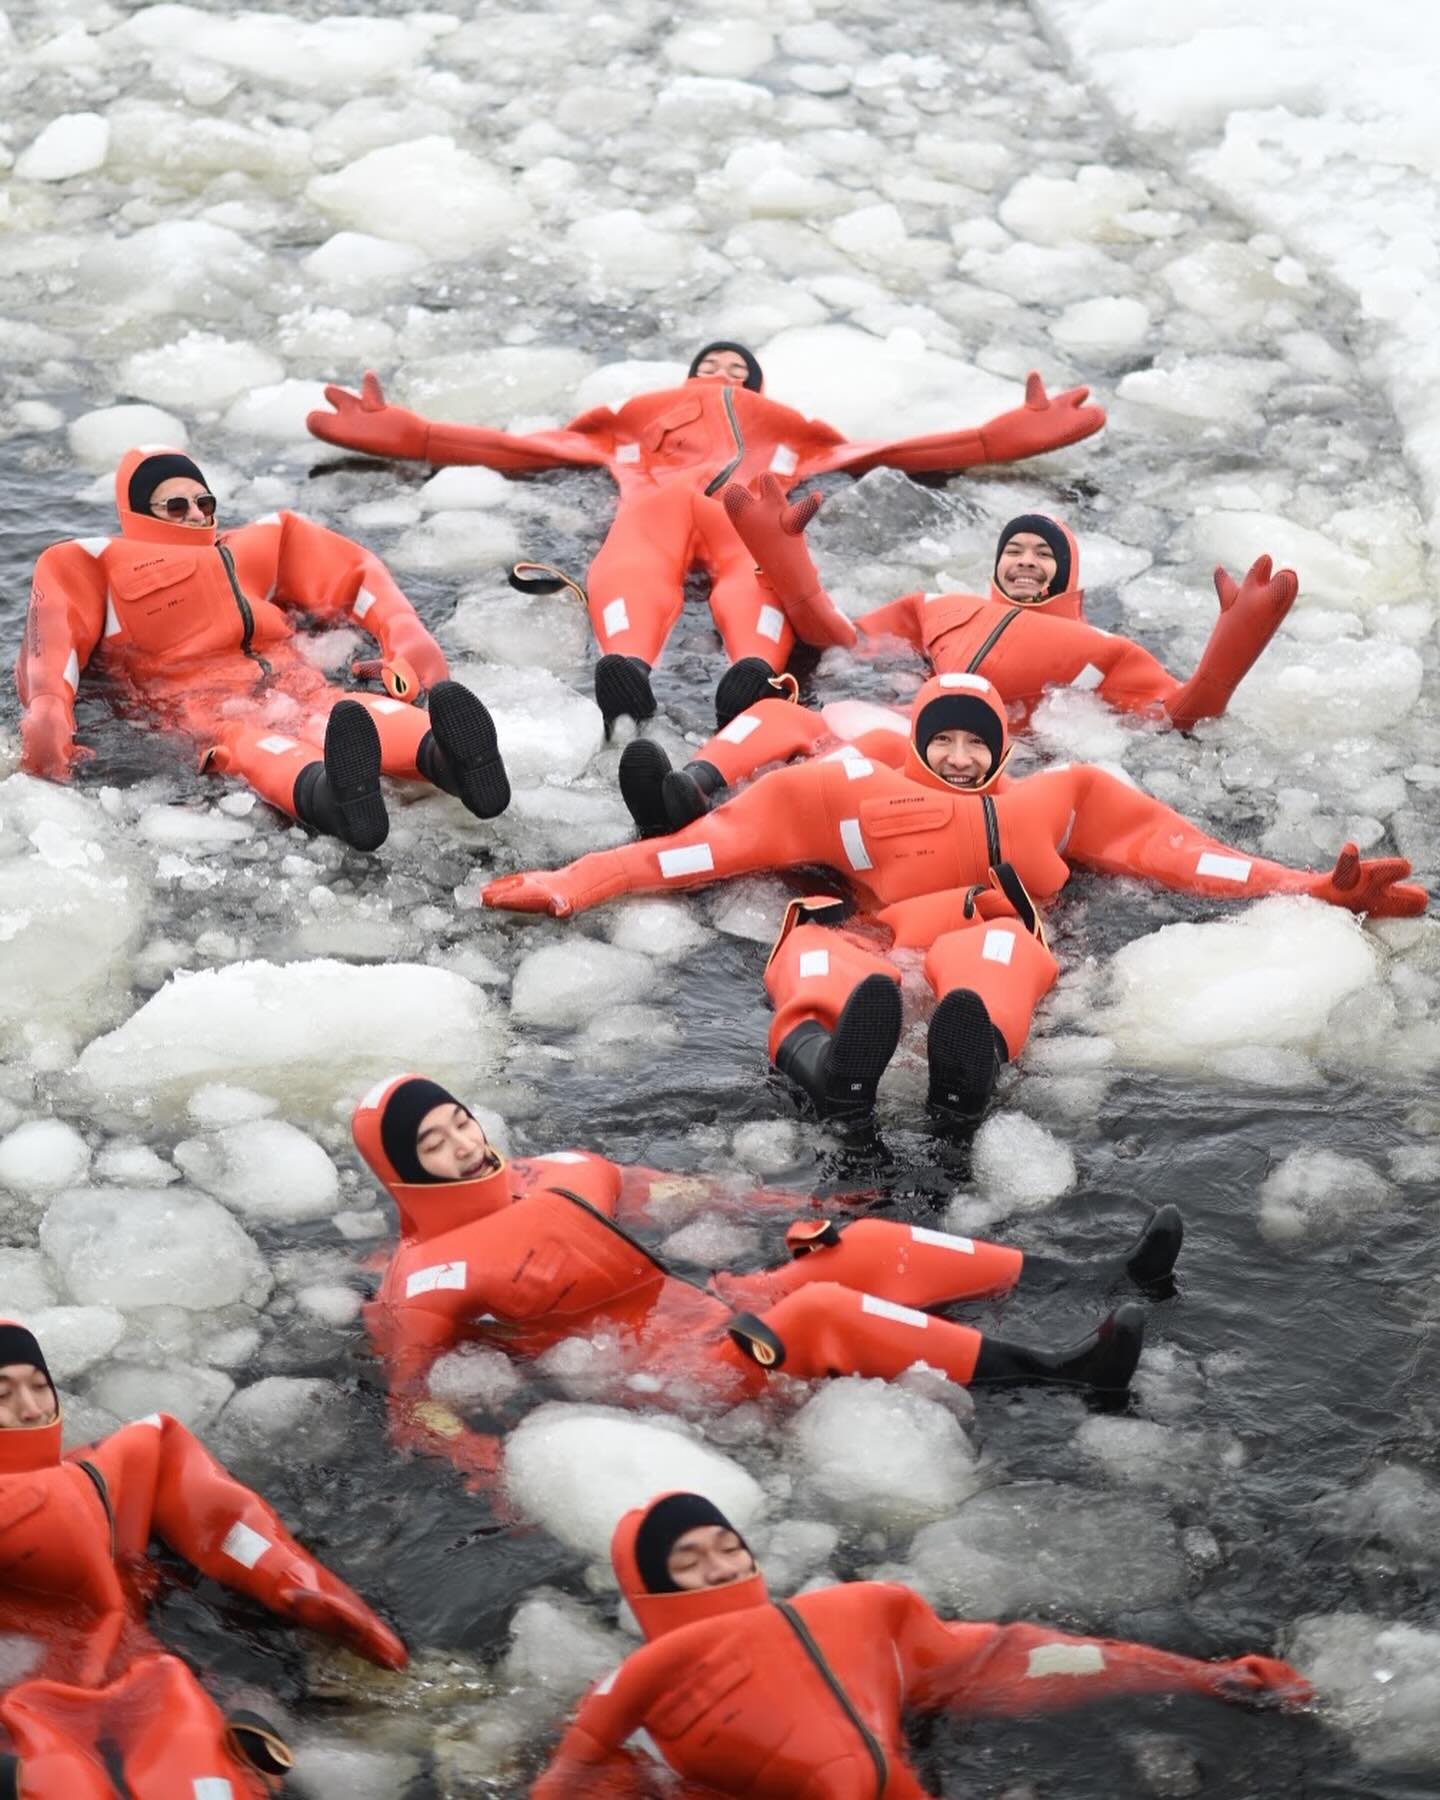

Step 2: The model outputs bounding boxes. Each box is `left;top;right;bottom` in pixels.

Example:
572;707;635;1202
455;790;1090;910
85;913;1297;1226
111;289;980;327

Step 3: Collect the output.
20;695;88;780
1215;553;1298;621
1309;843;1427;918
481;870;578;916
722;475;856;649
307;371;430;462
978;373;1105;463
276;1584;408;1670
1205;1654;1312;1708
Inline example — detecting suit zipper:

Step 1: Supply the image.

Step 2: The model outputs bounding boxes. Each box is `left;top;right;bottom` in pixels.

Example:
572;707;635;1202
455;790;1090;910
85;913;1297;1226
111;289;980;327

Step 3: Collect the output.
981;793;1002;868
545;1186;712;1299
965;605;1023;674
218;542;272;675
703;385;746;496
76;1458;116;1560
775;1602;888;1796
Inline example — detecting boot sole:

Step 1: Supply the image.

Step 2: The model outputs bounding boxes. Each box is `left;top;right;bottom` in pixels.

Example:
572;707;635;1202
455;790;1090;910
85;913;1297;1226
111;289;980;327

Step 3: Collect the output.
429;680;511;819
824;974;903;1112
618;739;673;838
325;702;388;852
662;769;712;831
927;989;999;1117
595;655;656;724
715;657;781;729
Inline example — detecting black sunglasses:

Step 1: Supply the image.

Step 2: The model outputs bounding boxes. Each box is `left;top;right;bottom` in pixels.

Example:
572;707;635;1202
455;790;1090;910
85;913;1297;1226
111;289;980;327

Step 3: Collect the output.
153;493;217;520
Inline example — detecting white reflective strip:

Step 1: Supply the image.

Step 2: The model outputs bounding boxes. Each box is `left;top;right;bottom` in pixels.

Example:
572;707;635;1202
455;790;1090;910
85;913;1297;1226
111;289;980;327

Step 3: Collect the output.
406;1261;467;1297
253;512;282;526
1056;807;1076;855
937;672;991;691
595;1665;620;1696
719;712;762;745
221;1521;271;1570
535;1151;588;1164
629;1727;671;1768
136;443;179;452
798;949;830;978
770;444;798;475
911;1225;975;1254
1071;662;1104;691
840;757;873;780
1197;852;1252;883
602;597;629;637
62;651;80;692
357;1077;396;1111
839;817;872;871
982;929;1016;965
861;1293;929;1329
1027;1643;1106;1678
136;1413;163;1427
353;586;377;619
615;443;641;463
104;593;122;637
256;734;297;754
757;605;784;642
370;698;404;714
194;1782;234;1800
658;843;715;878
75;536;111;557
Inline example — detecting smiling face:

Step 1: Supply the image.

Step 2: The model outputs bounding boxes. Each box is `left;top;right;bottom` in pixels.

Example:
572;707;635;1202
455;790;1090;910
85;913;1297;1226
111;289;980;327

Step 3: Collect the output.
414;1102;501;1182
924;727;994;789
149;475;216;528
665;1523;757;1591
0;1363;57;1430
995;530;1058;600
693;349;753;384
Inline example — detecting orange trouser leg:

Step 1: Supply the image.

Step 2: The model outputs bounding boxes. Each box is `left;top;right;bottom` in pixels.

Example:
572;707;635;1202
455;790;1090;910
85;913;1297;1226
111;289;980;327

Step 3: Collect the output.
923;922;1059;1060
204;718;323;818
585;487;692;664
113;1657;270;1799
726;1217;1023;1310
693;697;828;785
764;923;900;1061
758;1281;985;1384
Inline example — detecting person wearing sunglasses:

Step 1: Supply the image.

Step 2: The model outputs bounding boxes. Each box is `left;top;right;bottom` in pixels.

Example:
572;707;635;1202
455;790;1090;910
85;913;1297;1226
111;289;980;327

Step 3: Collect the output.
15;447;511;851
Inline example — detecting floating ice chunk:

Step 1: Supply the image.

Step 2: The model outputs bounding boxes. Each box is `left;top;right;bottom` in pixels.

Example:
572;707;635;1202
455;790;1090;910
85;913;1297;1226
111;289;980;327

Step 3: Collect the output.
456;663;601;787
505;1404;763;1558
758;1518;840;1593
1029;687;1132;765
0;1251;58;1313
68;405;187;470
1098;899;1379;1072
16;112;109;181
287;1742;421;1800
418;467;508;512
905;1481;1184;1615
664;22;775;78
18;1306;124;1380
388;511;520;575
0;1119;91;1195
731;1118;802;1176
137;805;254;849
308;137;531;259
95;1142;179;1185
829;203;908;258
216;1377;350;1466
1208;1046;1319;1088
605;899;708;960
566;210;693;293
302;232;428;291
1231;637;1425;739
173;1120;340;1224
187;1083;277;1127
222;379;330;442
108;6;448;92
89;1363;235;1432
503;1590;627;1699
78;222;266;317
41;1186;270;1310
1190;510;1374;608
1118;356;1281;428
999;167;1148;244
121;334;283;413
1075;1416;1239;1498
1317;1465;1440;1562
296;1286;361;1327
963;239;1131;303
791;1378;981;1526
660;1214;760;1268
75;960;503;1115
1287;1613;1440;1767
1258;1147;1390;1246
573;359;690;414
1051;295;1152;354
401;344;594;421
1162;240;1306;327
966;1113;1077;1219
511;940;656;1029
428;1343;522;1410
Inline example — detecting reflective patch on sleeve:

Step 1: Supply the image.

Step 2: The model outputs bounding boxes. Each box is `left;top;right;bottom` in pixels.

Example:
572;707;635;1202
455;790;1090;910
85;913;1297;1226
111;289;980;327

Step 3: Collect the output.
839;818;872;871
253;512;282;526
1027;1642;1106;1678
861;1293;929;1328
405;1261;467;1297
369;698;404;714
353;586;377;618
757;605;784;642
719;712;762;744
1056;806;1076;854
981;928;1016;964
602;597;630;637
62;651;80;692
1071;663;1104;691
798;949;830;978
535;1151;588;1164
104;594;122;637
937;672;991;691
659;843;715;878
135;1413;163;1427
770;445;798;475
221;1521;272;1570
629;1727;672;1767
911;1225;975;1254
1197;852;1252;882
595;1665;620;1695
256;735;298;754
193;1781;235;1800
840;757;873;780
616;443;641;464
75;537;112;557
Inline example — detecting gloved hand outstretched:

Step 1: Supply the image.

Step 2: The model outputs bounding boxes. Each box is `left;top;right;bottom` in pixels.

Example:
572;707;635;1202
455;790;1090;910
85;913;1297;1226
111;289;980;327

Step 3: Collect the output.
307;371;430;462
277;1584;408;1669
1214;553;1298;622
482;869;580;917
978;372;1105;464
1309;842;1427;918
722;473;856;649
1206;1654;1313;1709
20;694;88;780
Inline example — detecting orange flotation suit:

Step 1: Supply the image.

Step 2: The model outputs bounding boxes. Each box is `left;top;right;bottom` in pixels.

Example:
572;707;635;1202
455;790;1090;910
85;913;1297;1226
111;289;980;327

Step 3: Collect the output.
307;362;1104;673
15;446;448;817
352;1075;1036;1484
530;1492;1310;1798
0;1333;405;1797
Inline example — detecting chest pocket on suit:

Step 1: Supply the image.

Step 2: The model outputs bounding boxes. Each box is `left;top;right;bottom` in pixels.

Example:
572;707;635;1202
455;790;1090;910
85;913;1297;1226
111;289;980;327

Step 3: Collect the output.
108;555;198;647
858;793;954;841
642;397;703;454
648;1645;753;1740
500;1238;592;1320
0;1483;46;1541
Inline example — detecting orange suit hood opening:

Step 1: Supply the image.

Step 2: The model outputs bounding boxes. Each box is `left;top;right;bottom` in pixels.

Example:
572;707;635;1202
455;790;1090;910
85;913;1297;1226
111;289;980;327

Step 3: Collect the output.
351;1073;515;1240
0;1318;62;1473
613;1492;769;1642
990;513;1083;620
905;671;1012;795
113;446;218;548
686;340;764;393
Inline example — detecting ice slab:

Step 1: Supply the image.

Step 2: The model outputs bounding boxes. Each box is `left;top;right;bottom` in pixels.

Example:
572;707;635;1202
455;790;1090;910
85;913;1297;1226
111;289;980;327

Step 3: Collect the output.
68;405;187;470
302;232;428;291
665;22;775;78
216;1377;351;1467
948;1114;1077;1234
307;137;532;259
1288;1612;1440;1767
503;1590;627;1700
107;6;449;92
16;112;109;182
0;1119;91;1196
41;1186;271;1310
511;940;657;1029
790;1377;981;1526
173;1120;340;1224
17;1306;124;1381
89;1364;234;1432
223;379;330;443
1257;1147;1390;1246
450;663;602;788
121;334;283;413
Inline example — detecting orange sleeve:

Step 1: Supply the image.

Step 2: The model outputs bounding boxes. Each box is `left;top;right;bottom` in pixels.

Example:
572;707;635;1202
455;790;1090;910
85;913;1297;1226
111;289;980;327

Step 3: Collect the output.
16;542;107;709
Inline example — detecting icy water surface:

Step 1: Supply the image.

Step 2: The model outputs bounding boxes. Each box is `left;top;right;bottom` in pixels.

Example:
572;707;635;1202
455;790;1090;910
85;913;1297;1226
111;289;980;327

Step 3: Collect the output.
2;0;1439;1794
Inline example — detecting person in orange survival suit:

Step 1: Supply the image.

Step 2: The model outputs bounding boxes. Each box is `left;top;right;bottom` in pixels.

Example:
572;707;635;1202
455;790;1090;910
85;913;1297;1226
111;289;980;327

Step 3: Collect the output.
305;341;1105;726
0;1321;405;1799
483;670;1427;1121
15;447;512;852
530;1489;1311;1799
350;1074;1185;1484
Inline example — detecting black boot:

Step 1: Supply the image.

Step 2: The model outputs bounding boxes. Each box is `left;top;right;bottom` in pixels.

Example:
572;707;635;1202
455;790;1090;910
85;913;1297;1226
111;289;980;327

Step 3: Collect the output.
773;974;902;1119
715;656;783;729
927;989;1005;1118
595;654;656;725
663;758;726;830
418;679;511;819
971;1303;1146;1393
293;701;388;851
618;739;674;837
1014;1205;1185;1297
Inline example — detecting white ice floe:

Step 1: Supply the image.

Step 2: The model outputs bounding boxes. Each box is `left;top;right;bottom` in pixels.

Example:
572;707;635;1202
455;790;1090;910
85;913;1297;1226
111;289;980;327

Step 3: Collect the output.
511;939;657;1029
948;1114;1077;1234
503;1590;628;1699
89;1364;235;1432
16;112;109;182
121;334;283;414
790;1377;980;1526
68;405;188;470
15;1306;125;1381
1287;1613;1440;1767
0;1119;91;1196
451;664;602;788
173;1119;340;1224
41;1186;271;1310
307;137;532;259
1257;1146;1390;1245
